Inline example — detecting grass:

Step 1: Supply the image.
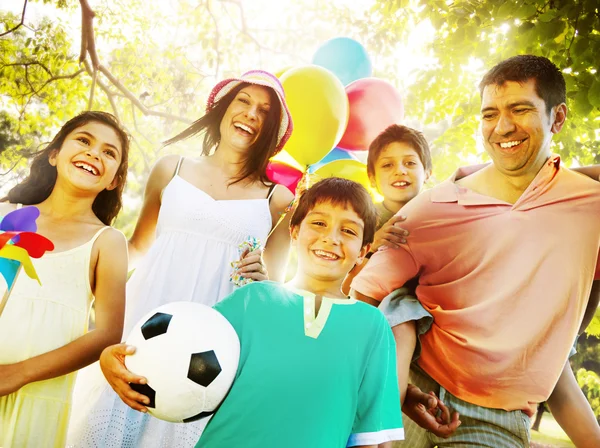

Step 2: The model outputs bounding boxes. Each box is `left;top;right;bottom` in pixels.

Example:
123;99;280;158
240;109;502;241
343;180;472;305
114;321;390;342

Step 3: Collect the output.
530;413;575;447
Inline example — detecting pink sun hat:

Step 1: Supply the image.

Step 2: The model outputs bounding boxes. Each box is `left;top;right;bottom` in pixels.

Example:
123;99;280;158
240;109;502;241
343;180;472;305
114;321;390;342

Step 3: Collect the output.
206;70;294;153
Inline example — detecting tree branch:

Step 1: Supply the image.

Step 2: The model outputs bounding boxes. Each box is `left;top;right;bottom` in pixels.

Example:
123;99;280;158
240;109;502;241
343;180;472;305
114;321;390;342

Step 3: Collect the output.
97;65;191;123
0;0;28;37
88;67;97;110
2;61;52;76
206;0;221;78
77;0;191;125
79;0;100;68
218;0;296;58
84;59;117;119
8;61;84;98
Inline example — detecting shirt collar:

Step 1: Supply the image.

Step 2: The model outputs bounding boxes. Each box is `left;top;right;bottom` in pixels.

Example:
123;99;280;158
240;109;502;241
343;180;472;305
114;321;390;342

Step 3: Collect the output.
430;155;561;206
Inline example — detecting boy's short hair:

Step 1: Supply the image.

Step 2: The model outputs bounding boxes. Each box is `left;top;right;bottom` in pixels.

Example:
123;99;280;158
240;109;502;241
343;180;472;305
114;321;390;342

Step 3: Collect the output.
367;124;432;178
479;55;566;115
290;177;377;247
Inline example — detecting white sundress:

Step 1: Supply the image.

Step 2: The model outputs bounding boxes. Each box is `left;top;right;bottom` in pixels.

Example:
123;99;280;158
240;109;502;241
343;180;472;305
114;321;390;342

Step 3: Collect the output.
67;158;274;447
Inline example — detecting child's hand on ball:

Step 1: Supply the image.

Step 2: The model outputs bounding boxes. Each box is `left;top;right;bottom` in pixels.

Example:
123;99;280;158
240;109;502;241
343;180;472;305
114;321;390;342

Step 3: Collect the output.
100;343;150;413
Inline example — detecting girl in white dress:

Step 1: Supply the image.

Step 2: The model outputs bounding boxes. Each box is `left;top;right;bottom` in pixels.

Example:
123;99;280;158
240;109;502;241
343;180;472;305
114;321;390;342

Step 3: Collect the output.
68;70;294;447
0;111;129;448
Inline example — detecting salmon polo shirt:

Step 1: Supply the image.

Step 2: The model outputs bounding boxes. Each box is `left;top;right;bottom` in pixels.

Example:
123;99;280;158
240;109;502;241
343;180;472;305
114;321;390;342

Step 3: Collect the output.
352;155;600;416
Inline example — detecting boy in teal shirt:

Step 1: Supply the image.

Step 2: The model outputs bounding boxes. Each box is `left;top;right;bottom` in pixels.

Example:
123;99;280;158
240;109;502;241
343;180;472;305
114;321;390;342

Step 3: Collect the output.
196;177;403;447
100;177;404;447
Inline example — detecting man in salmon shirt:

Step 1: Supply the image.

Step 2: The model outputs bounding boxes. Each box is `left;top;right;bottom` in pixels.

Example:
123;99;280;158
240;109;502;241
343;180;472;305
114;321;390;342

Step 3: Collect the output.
352;54;600;448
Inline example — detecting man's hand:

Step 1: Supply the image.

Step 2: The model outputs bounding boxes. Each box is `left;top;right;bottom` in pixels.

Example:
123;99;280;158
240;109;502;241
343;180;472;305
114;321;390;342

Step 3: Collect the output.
402;384;461;438
372;215;408;252
100;343;150;412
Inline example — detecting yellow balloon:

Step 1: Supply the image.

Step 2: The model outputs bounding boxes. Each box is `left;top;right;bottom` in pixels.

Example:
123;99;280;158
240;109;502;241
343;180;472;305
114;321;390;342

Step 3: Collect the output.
280;65;349;167
273;66;293;79
314;159;381;200
270;150;304;172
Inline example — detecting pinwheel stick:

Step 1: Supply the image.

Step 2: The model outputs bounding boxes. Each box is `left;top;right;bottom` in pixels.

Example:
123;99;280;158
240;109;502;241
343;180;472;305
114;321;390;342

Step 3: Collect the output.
0;264;22;317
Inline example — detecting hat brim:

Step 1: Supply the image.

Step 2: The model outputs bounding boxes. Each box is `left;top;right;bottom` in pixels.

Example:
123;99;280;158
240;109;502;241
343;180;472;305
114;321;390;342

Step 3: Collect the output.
206;72;293;153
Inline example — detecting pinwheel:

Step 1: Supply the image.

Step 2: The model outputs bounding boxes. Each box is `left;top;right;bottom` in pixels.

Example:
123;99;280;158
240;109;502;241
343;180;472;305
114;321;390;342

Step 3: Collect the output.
0;206;54;315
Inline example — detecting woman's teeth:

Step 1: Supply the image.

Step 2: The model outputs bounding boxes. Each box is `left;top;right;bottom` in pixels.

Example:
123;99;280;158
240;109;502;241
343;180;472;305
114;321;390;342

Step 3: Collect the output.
234;123;255;135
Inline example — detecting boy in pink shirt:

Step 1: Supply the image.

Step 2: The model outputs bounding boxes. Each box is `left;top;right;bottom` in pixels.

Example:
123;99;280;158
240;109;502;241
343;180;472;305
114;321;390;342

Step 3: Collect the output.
352;55;600;447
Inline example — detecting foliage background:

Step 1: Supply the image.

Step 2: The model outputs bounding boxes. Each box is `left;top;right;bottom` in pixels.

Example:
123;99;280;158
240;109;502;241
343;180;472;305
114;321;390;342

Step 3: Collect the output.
1;0;599;428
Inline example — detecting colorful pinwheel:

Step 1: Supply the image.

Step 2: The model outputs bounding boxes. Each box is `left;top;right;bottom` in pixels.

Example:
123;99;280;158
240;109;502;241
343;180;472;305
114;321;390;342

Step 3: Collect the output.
0;206;54;314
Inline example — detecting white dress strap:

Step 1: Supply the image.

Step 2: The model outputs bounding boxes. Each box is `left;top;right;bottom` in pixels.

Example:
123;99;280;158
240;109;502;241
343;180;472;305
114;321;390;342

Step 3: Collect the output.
16;203;23;209
266;183;278;201
175;156;184;176
88;226;112;246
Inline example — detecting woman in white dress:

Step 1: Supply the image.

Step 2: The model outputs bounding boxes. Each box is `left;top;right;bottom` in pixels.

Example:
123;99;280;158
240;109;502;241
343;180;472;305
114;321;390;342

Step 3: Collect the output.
68;70;295;447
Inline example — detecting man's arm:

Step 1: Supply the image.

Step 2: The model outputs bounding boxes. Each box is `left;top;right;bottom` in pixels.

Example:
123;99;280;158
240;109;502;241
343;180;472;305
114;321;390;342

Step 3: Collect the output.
571;165;600;182
547;360;600;447
351;289;380;307
580;280;600;335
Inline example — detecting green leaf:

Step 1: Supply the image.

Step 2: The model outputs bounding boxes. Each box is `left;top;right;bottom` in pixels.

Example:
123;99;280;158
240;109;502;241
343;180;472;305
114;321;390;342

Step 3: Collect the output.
496;2;518;20
518;4;537;19
588;78;600;109
537;10;557;22
573;37;590;57
574;89;594;116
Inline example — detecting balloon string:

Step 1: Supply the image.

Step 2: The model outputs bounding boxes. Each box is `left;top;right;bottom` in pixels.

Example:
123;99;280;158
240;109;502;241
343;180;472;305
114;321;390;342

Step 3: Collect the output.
266;168;314;240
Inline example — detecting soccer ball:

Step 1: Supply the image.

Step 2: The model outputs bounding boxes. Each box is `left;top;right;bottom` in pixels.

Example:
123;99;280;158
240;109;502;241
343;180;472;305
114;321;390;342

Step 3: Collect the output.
124;302;240;423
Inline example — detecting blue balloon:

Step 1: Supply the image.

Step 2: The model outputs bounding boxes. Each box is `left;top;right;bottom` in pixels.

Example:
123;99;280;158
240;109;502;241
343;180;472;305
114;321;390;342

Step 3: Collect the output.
312;37;372;86
308;147;358;173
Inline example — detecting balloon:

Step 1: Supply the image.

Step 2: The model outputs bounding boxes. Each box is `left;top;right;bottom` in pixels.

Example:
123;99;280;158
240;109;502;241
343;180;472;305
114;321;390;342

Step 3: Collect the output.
338;78;404;151
351;150;368;165
270;150;304;172
280;66;349;167
266;161;304;194
314;159;372;194
308;147;358;173
312;37;372;86
273;66;293;79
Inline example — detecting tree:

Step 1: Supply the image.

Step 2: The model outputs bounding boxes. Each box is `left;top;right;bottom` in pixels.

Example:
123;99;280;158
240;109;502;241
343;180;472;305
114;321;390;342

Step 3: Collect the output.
328;0;600;181
0;0;314;232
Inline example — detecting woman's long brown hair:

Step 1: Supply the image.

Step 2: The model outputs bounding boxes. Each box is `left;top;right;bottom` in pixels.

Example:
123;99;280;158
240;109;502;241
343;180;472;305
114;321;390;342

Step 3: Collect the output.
162;82;282;186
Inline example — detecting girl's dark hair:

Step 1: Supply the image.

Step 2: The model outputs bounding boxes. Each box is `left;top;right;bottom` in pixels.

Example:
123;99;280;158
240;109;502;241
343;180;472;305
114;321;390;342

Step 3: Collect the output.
2;111;130;225
162;82;282;185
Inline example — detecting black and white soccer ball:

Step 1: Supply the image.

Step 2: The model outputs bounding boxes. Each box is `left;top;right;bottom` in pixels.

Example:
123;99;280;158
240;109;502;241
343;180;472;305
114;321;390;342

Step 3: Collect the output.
124;302;240;423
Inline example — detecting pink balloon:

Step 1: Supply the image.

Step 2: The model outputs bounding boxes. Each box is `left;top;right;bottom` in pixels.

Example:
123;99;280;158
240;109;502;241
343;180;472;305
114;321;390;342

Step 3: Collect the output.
338;78;404;151
266;161;304;194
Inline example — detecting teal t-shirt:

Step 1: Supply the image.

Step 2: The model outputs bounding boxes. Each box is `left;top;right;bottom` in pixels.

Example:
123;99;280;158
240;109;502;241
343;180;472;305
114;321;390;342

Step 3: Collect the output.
196;281;403;448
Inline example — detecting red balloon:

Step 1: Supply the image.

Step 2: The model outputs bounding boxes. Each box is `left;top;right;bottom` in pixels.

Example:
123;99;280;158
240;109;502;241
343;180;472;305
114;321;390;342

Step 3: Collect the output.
266;161;304;194
338;78;404;151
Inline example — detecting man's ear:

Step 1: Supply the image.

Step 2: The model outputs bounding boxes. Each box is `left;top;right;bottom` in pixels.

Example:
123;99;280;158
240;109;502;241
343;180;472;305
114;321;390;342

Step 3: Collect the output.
48;149;59;167
551;103;567;134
